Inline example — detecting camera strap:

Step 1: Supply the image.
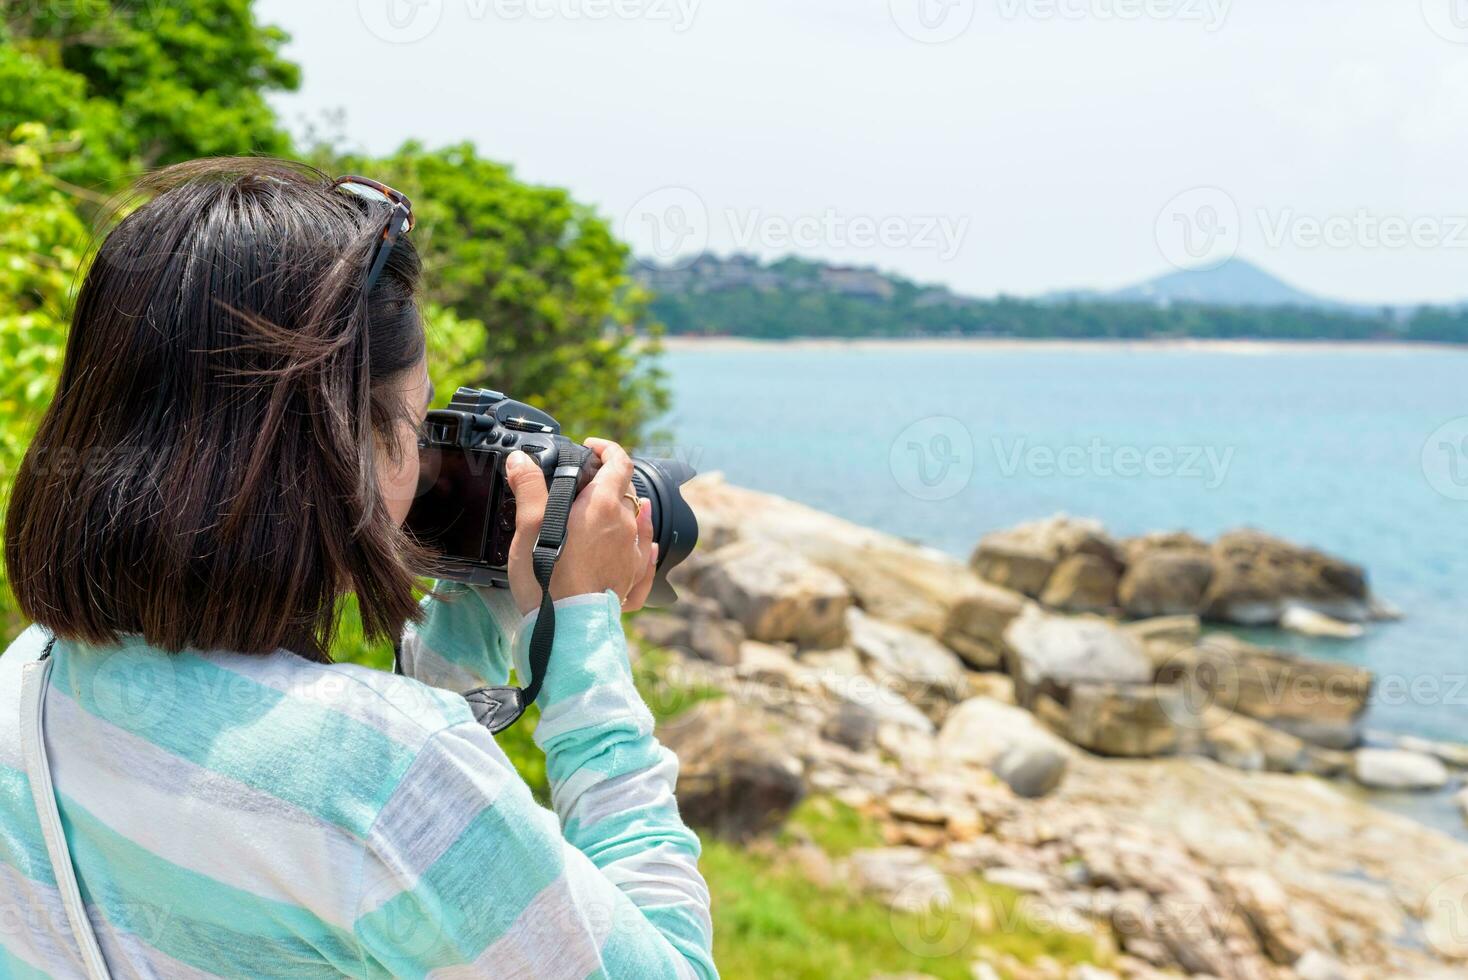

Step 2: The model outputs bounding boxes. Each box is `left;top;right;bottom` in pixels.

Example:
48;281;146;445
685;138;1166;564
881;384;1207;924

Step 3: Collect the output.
459;457;584;734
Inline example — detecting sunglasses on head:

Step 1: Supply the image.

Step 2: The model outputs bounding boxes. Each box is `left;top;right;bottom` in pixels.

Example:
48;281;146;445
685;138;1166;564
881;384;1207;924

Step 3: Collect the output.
331;175;415;293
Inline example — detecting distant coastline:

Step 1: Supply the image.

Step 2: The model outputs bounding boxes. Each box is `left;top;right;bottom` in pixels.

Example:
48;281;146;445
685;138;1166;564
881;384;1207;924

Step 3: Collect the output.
659;335;1465;355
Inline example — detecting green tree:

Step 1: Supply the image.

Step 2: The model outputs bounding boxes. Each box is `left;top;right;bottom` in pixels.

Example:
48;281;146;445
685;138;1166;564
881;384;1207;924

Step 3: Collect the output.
350;142;668;443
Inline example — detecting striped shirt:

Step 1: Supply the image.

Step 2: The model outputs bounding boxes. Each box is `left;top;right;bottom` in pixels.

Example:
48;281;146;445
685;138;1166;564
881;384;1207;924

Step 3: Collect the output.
0;584;716;979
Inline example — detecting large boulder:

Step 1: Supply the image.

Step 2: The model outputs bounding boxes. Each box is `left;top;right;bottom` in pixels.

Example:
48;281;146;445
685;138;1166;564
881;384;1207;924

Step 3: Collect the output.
1117;550;1215;618
659;699;805;839
1040;553;1121;614
1002;605;1153;709
691;539;851;649
936;696;1072;797
938;579;1027;670
845;608;968;711
1351;749;1449;791
1063;683;1183;757
1163;634;1373;749
970;514;1118;598
1204;529;1371;625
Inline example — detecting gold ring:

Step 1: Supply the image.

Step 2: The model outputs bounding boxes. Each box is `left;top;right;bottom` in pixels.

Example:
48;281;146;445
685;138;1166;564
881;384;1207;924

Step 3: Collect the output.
622;492;642;515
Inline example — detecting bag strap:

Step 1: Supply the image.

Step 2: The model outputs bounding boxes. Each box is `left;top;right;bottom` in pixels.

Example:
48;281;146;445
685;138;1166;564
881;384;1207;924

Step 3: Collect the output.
20;640;114;980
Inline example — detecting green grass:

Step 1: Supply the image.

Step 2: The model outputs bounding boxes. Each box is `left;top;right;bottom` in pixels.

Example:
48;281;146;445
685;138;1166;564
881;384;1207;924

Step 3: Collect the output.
780;796;885;857
703;838;1105;980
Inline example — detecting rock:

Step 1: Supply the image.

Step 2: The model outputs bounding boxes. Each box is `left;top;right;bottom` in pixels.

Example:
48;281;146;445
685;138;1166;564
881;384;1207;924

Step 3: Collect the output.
632;595;745;665
971;515;1117;598
1351;748;1450;791
1392;734;1468;769
850;848;949;907
1205;528;1371;625
1293;950;1350;980
983;867;1055;894
937;697;1072;797
1186;707;1313;773
736;640;808;689
1063;684;1182;758
820;698;879;752
1165;634;1372;749
658;699;804;839
1040;553;1122;613
886;791;948;826
1002;606;1153;709
845;608;968;710
992;745;1071;800
821;673;934;735
1116;549;1214;619
1458;788;1468;825
691;539;851;648
1222;868;1306;964
1122;614;1201;673
940;579;1027;670
967;672;1016;705
1280;605;1366;639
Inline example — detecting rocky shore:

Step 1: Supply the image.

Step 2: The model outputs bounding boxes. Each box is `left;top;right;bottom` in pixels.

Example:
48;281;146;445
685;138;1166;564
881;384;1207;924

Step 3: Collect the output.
638;476;1468;979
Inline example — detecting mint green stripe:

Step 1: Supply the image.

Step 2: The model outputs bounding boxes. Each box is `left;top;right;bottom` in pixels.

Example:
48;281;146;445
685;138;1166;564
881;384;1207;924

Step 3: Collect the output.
59;794;363;977
594;922;683;980
643;903;716;978
416;586;507;683
54;646;418;837
563;808;700;866
546;727;662;787
0;944;53;980
0;765;53;886
356;807;562;973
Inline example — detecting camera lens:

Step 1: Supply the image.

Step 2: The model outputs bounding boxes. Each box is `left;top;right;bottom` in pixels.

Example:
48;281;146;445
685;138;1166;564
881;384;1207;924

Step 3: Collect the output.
630;457;699;605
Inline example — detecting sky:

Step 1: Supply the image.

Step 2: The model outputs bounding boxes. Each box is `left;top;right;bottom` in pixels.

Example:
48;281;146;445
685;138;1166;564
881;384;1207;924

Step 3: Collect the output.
257;0;1468;305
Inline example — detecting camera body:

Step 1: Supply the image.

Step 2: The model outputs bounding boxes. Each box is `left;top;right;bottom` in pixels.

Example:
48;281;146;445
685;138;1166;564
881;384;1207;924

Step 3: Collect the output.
406;387;698;605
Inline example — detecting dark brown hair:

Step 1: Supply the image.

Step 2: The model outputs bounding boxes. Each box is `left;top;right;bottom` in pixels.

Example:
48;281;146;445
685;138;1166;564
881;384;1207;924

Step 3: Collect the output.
5;157;427;660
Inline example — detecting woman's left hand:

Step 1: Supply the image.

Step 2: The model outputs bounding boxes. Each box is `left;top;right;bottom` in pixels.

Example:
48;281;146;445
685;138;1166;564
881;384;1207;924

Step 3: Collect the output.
504;437;659;615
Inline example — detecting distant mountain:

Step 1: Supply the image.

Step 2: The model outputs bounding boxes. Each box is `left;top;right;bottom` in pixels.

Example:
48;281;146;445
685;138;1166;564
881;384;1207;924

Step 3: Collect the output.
1050;258;1387;317
636;253;1467;342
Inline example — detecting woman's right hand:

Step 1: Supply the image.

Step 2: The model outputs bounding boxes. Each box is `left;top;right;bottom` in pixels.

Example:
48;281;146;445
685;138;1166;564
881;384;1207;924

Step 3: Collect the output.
503;439;657;616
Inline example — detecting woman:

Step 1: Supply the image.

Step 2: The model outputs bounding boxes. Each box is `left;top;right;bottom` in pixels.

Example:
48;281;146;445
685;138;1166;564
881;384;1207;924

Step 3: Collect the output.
0;159;716;979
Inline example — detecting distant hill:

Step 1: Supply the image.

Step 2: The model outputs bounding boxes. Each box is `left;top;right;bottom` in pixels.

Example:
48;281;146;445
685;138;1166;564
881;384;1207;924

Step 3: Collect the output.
1050;259;1386;316
635;254;1466;343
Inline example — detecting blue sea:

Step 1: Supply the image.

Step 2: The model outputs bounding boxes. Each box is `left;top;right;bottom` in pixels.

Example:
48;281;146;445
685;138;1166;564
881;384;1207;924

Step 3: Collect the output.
660;342;1468;839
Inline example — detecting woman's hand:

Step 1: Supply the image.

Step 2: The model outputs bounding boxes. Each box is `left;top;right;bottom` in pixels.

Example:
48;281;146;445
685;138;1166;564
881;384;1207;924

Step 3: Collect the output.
504;438;659;616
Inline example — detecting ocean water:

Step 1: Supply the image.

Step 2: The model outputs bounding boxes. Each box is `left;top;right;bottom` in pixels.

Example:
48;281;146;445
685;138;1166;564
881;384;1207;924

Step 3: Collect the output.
660;342;1468;838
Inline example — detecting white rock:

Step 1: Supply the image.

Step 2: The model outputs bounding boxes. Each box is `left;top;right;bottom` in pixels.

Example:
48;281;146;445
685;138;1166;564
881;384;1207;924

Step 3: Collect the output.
1002;605;1153;707
1281;605;1365;639
1351;748;1449;791
1293;950;1349;980
845;607;968;703
938;697;1072;797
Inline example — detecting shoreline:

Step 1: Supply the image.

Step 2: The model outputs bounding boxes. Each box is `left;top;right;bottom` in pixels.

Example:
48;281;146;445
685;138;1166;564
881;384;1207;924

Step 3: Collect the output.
658;335;1462;355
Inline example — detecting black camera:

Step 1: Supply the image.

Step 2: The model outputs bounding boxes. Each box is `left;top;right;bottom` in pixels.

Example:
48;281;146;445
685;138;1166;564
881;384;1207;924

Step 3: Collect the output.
405;387;698;605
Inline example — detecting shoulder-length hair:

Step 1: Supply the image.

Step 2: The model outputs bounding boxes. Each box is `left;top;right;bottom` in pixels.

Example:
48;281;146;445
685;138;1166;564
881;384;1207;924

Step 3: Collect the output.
6;157;427;661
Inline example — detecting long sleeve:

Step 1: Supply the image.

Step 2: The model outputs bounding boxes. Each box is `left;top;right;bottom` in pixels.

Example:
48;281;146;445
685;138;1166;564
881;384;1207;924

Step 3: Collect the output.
355;591;717;980
396;582;522;692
